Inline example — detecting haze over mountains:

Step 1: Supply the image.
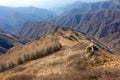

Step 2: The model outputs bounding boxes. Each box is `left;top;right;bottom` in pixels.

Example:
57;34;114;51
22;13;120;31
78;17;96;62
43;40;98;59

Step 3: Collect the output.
16;0;120;54
0;0;119;58
0;6;56;32
47;0;120;54
53;0;120;15
0;0;120;80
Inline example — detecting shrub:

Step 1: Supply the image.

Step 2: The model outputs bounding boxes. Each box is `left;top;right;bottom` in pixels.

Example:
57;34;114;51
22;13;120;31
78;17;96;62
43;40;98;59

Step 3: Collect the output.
17;57;25;65
86;43;99;58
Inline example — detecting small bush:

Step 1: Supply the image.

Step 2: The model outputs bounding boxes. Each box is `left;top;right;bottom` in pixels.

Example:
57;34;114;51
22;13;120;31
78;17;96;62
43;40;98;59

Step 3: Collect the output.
8;61;16;68
18;57;25;65
86;44;99;58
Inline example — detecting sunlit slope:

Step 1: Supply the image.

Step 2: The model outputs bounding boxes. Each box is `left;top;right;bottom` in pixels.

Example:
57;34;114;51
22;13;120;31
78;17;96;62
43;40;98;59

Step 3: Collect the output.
0;29;120;80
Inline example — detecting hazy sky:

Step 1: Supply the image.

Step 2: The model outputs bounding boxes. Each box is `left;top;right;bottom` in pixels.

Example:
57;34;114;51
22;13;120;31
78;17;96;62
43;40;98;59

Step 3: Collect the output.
0;0;106;9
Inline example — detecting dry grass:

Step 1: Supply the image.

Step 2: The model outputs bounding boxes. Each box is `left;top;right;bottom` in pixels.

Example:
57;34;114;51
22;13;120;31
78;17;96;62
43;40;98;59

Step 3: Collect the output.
0;42;119;80
6;74;37;80
0;30;82;72
0;30;119;80
80;68;120;80
0;35;61;72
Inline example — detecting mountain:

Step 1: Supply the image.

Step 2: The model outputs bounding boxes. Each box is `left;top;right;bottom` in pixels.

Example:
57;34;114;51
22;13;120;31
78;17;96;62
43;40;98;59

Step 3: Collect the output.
0;0;119;79
54;0;120;15
49;9;120;54
0;29;120;80
0;6;56;32
53;1;90;15
108;0;120;4
16;0;120;55
12;7;56;20
0;30;29;54
49;9;120;37
17;22;69;40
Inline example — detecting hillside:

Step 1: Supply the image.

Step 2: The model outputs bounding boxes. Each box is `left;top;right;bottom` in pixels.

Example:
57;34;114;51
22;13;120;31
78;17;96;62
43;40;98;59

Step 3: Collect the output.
49;9;120;54
17;22;69;40
0;29;84;72
0;30;28;54
0;0;119;80
0;6;56;32
0;29;120;80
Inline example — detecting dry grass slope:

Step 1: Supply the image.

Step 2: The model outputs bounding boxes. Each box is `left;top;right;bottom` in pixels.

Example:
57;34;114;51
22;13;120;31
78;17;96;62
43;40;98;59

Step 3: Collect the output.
1;43;120;80
0;30;120;80
0;35;61;72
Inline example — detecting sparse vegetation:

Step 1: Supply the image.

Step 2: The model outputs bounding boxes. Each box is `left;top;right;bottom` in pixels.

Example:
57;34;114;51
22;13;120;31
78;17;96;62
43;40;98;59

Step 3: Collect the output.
0;36;61;72
0;31;119;80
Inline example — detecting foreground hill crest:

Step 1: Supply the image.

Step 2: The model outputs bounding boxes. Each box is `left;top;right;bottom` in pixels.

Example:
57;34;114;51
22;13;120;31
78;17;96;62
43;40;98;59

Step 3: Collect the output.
0;29;120;80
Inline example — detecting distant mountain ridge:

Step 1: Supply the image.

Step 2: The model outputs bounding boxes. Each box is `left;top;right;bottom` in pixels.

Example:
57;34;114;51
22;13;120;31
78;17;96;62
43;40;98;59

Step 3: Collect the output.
0;30;28;54
0;6;56;32
8;0;120;55
17;22;69;40
107;0;120;4
0;0;120;79
54;0;120;15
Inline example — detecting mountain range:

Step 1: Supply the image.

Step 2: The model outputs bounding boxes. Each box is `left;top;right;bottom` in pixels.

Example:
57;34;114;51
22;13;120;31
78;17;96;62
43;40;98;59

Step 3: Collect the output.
48;0;120;54
54;0;120;15
0;6;56;32
0;0;120;79
0;0;118;55
12;0;120;55
17;22;69;40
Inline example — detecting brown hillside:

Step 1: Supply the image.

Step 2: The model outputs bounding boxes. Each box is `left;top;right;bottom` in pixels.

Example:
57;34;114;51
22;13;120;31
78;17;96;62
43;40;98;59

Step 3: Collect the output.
0;29;83;72
0;29;120;80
